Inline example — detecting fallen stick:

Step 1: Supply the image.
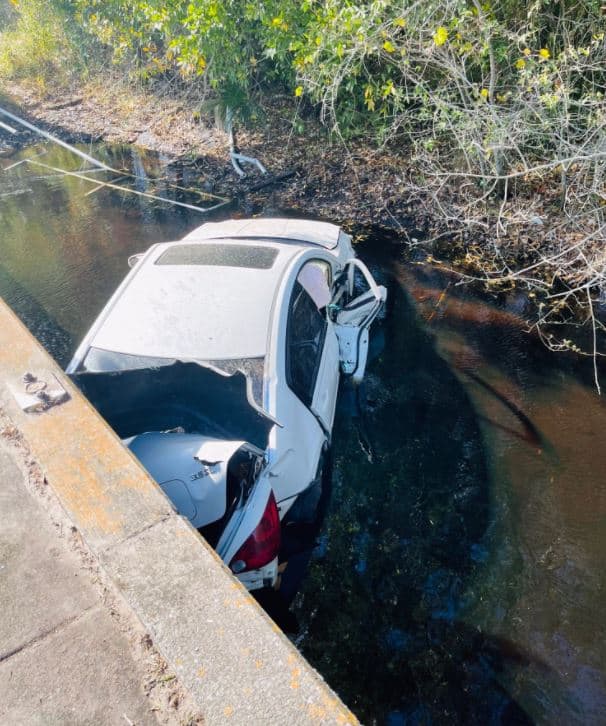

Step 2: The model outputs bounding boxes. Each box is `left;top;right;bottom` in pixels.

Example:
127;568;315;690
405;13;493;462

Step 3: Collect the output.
0;105;112;170
26;168;110;181
247;168;297;193
3;148;48;171
0;104;227;204
0;119;18;134
84;175;129;197
25;158;230;213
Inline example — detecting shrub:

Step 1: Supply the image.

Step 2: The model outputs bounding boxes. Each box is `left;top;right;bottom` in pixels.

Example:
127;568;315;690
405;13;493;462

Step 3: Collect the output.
70;0;308;109
292;1;606;375
0;0;97;89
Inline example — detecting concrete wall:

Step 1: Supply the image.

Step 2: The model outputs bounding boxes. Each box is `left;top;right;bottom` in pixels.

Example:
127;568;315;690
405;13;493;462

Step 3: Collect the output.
0;298;357;725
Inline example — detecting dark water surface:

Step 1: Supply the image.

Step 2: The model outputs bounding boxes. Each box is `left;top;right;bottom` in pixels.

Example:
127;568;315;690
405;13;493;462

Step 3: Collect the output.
1;144;605;725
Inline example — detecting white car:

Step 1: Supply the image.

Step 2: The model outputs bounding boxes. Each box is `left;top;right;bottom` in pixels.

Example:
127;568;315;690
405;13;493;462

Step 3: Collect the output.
67;218;386;592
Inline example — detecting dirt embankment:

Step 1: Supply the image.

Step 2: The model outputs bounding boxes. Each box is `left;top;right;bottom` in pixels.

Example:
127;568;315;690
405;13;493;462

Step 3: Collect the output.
0;80;422;235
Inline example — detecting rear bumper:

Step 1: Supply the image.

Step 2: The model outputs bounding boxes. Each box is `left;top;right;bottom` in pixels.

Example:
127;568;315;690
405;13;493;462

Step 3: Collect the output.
235;556;278;591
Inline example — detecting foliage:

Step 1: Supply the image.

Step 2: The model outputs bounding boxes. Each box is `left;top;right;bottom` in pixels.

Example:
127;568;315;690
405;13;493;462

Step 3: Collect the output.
0;0;96;89
19;0;602;140
49;0;605;149
0;0;18;28
286;0;606;373
67;0;310;109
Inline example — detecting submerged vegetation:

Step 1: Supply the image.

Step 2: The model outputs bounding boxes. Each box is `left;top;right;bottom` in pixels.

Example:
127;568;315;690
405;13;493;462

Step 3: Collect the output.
1;0;606;377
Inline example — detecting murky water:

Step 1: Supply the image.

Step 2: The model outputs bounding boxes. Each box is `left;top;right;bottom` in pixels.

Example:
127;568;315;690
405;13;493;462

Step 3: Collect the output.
294;245;606;724
0;143;222;363
1;144;605;725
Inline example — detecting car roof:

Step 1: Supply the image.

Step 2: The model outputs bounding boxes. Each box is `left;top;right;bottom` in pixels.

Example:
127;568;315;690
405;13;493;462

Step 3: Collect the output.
89;238;300;362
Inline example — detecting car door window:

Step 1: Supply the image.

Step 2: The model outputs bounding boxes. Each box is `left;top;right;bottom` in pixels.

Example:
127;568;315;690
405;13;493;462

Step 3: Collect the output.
286;261;331;407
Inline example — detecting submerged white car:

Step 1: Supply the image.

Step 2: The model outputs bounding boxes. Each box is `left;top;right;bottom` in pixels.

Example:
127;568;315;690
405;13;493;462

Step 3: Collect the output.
67;218;386;592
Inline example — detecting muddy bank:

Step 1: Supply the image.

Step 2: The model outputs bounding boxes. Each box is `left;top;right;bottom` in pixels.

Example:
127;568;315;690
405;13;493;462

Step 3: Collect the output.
0;80;422;235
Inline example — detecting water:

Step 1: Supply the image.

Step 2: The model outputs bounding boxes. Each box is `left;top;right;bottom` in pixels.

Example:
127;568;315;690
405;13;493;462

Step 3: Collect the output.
1;143;605;724
0;143;219;363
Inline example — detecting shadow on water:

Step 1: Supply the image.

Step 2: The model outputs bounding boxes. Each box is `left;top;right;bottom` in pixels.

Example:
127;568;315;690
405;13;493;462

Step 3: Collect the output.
291;239;568;724
397;258;603;393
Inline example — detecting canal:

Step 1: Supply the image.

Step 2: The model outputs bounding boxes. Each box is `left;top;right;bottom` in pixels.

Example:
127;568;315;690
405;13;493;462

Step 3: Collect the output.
1;143;604;724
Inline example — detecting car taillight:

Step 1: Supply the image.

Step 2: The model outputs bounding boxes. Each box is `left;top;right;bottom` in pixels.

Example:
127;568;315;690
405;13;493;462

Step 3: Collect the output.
230;491;280;573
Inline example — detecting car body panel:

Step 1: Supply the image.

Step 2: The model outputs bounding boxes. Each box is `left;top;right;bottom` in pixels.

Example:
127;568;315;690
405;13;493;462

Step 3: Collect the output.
125;432;247;529
333;258;388;382
261;248;386;507
263;247;336;510
196;438;248;464
76;241;297;363
310;326;340;431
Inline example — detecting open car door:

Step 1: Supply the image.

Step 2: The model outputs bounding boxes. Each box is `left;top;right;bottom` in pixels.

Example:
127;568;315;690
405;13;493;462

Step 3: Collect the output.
330;259;387;384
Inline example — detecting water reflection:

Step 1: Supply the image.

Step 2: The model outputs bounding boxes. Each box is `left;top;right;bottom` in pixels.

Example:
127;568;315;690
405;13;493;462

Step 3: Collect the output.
0;262;73;363
0;143;211;362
